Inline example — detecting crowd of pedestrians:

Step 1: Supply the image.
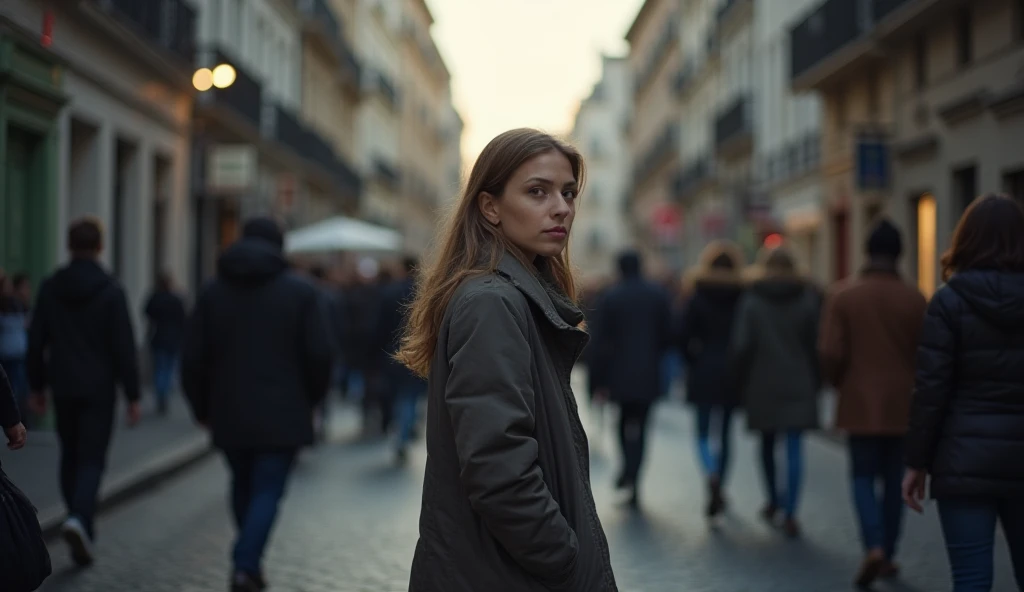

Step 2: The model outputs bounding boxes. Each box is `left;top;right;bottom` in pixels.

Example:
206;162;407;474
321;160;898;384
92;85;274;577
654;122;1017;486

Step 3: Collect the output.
0;127;1022;592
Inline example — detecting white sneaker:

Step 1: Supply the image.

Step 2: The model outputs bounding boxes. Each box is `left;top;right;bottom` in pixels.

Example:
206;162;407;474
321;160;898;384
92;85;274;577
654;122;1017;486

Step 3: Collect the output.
61;516;94;566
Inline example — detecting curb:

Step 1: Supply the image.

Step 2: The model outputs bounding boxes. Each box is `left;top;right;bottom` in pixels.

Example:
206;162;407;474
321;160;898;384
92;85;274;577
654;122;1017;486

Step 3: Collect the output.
40;435;214;540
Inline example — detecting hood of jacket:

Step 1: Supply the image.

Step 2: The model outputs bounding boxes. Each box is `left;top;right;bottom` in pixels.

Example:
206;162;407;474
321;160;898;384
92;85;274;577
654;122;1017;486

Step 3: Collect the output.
948;270;1024;327
217;239;288;287
52;259;114;306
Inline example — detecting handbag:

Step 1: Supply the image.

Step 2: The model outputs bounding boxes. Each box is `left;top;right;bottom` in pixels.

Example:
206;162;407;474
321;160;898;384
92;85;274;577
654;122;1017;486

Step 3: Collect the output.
0;461;52;591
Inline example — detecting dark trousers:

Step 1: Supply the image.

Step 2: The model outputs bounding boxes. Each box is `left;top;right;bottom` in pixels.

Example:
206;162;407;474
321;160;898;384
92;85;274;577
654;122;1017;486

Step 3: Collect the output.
938;497;1024;591
224;449;296;575
759;430;804;518
150;349;178;407
695;404;734;481
54;397;116;539
618;401;653;486
848;435;905;559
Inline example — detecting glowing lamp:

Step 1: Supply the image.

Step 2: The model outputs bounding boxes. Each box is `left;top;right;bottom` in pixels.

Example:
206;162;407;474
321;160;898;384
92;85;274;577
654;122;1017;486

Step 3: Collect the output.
212;64;237;89
763;233;784;249
192;68;213;92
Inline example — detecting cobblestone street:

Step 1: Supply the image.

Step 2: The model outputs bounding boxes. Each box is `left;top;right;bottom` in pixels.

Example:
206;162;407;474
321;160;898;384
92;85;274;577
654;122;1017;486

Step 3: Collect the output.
38;388;1017;592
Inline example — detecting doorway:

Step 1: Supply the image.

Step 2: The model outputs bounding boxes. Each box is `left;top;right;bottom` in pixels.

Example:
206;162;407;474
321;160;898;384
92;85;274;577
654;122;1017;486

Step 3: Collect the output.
1;126;42;277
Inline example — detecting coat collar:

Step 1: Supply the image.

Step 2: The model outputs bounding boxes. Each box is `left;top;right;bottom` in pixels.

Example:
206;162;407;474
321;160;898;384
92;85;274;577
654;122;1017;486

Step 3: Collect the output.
494;251;584;332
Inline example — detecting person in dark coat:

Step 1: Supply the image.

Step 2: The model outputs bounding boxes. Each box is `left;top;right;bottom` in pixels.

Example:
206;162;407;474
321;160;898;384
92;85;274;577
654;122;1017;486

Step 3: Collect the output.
677;240;745;519
396;129;616;591
591;250;672;508
27;217;141;566
732;245;821;538
1;362;27;450
181;217;333;592
820;219;927;587
903;194;1024;592
143;271;187;416
0;275;31;427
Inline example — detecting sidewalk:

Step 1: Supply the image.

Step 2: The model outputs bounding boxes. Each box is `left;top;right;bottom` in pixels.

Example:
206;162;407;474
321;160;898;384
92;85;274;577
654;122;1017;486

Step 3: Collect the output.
0;392;211;536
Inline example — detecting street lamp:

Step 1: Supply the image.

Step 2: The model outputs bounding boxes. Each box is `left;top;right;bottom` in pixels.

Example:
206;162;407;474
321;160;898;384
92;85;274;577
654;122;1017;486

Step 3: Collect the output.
193;64;236;92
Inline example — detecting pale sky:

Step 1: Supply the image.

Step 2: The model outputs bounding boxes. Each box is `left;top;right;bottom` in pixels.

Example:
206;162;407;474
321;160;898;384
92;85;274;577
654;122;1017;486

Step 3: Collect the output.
427;0;645;164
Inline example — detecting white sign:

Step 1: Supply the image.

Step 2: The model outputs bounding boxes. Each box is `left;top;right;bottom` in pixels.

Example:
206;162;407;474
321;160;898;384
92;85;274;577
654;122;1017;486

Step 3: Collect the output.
207;144;257;194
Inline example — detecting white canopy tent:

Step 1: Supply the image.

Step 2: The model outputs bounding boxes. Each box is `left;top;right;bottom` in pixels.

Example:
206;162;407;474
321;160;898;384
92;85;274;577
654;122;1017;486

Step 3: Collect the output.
284;216;403;255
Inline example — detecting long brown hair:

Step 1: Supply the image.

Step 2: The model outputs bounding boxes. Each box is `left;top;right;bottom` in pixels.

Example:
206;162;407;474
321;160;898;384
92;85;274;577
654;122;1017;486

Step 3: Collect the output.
941;193;1024;281
396;128;586;377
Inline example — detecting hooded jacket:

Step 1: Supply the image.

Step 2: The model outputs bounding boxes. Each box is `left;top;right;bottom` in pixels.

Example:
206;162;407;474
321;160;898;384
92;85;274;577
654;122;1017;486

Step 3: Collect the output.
906;270;1024;498
181;238;333;450
409;252;616;592
27;259;140;404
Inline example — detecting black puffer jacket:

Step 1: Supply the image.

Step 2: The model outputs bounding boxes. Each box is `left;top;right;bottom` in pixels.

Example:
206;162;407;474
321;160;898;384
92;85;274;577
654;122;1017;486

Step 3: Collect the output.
181;239;334;450
905;270;1024;498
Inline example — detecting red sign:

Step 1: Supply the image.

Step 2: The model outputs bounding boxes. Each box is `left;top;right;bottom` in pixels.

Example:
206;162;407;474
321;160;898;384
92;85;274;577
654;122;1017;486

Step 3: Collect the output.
41;9;54;47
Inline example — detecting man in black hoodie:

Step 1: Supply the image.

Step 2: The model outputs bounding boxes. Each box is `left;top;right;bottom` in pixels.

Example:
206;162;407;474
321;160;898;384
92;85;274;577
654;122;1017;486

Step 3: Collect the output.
181;217;333;592
27;217;141;567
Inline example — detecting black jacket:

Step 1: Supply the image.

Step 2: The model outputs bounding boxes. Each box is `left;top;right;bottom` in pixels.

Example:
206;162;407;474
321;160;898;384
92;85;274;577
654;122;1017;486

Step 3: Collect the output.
181;239;333;450
906;270;1024;498
144;289;187;352
678;280;744;408
375;277;422;393
410;253;616;592
27;259;140;404
590;276;671;404
0;363;19;429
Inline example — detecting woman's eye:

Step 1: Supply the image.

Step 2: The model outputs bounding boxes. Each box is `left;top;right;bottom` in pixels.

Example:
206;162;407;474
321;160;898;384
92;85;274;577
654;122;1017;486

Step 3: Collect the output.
529;187;546;197
562;190;577;200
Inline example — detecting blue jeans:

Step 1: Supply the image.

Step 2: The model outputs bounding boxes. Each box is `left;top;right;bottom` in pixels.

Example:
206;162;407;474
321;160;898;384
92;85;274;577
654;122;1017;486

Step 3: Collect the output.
848;436;905;559
151;350;178;405
760;430;804;518
695;404;733;480
394;385;423;449
938;498;1024;591
223;449;296;575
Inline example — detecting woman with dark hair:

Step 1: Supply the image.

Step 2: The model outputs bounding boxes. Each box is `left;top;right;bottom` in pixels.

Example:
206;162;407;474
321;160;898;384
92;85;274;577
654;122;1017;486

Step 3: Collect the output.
678;240;746;520
397;129;616;591
903;193;1024;591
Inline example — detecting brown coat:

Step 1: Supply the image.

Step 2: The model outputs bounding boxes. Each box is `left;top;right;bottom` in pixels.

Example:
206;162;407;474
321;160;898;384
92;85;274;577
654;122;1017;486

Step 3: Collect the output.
819;263;927;435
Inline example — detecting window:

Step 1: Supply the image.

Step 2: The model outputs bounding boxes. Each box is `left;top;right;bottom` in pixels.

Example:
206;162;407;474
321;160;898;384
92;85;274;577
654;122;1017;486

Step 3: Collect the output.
957;7;972;67
1003;169;1024;206
914;34;927;90
953;165;977;214
916;193;937;298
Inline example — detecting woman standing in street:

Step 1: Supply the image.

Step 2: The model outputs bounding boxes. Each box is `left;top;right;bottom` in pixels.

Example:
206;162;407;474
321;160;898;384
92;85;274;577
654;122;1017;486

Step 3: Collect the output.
731;246;821;537
397;129;616;592
903;194;1024;591
677;240;745;520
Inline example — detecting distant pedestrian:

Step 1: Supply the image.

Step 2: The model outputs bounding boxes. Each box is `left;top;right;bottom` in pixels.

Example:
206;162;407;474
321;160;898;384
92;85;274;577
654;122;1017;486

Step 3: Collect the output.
181;217;333;592
1;362;28;451
590;250;672;509
903;194;1024;592
677;240;745;520
375;257;424;463
0;273;31;427
732;245;821;538
143;271;187;416
397;128;617;591
819;219;926;587
27;217;141;567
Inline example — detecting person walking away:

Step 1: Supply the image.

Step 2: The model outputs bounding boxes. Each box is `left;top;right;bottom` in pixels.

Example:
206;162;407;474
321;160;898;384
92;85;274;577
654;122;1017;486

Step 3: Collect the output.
375;257;424;463
0;275;31;427
26;217;141;566
819;219;926;587
732;245;821;538
903;194;1024;592
181;217;333;592
143;272;186;416
396;128;617;591
591;251;672;509
1;362;28;450
677;240;745;520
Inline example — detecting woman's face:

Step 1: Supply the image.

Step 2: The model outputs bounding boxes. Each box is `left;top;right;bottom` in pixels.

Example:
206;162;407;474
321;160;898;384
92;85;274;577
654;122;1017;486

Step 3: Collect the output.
479;150;578;259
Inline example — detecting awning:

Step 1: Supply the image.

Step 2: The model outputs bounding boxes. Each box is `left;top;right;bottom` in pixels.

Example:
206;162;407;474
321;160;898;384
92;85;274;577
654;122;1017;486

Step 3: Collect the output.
284;216;403;255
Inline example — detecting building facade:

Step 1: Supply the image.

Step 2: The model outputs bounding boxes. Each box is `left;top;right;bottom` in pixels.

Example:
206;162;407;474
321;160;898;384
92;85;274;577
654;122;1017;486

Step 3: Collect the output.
571;56;634;281
791;0;1024;293
1;0;195;338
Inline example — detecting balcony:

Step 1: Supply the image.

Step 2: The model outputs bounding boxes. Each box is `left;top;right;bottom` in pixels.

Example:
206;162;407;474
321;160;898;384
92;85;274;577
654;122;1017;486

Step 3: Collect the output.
716;0;753;35
760;132;822;186
209;48;262;127
87;0;197;66
365;69;400;111
633;20;679;96
372;157;401;191
789;0;932;91
297;0;361;88
714;94;754;158
633;125;679;187
672;60;697;97
670;157;714;202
